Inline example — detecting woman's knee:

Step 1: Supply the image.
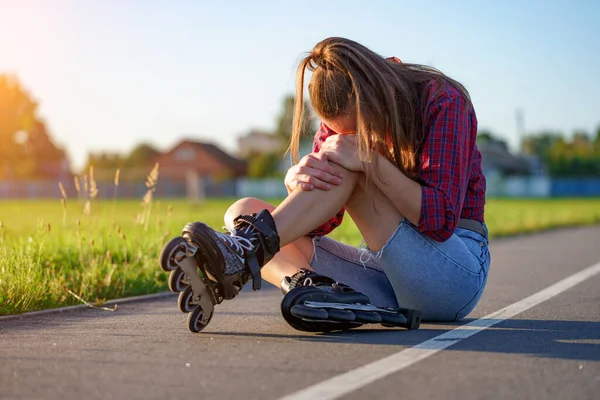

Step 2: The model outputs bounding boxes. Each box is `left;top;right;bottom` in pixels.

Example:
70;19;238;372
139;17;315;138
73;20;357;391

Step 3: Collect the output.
224;197;275;229
330;163;361;186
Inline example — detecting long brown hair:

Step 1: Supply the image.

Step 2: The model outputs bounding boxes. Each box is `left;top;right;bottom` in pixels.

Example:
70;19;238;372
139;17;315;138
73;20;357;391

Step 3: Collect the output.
290;37;472;180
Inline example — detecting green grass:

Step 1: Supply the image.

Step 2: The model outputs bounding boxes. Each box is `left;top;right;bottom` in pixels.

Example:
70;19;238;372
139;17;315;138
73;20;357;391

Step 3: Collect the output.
1;197;600;316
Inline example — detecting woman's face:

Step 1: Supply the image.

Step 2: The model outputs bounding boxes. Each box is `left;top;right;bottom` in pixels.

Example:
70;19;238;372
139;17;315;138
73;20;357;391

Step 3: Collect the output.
322;111;357;135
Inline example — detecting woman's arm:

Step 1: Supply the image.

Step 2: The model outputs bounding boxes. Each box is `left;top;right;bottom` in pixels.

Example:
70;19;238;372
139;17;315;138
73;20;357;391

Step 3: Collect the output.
374;94;475;242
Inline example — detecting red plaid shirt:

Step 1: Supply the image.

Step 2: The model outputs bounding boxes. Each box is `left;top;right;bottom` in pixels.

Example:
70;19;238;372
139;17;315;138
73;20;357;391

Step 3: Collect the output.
308;79;486;242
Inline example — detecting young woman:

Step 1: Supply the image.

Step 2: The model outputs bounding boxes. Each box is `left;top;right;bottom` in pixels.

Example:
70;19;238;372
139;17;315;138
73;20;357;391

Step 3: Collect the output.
164;37;490;332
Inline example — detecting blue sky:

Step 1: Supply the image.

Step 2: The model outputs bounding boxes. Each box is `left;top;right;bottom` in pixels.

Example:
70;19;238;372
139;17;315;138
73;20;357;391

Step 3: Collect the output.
1;0;599;170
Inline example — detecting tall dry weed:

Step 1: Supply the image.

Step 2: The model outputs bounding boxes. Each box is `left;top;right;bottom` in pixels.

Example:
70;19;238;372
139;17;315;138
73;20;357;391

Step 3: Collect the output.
84;166;99;216
74;176;80;195
111;168;120;217
139;163;159;231
58;182;68;224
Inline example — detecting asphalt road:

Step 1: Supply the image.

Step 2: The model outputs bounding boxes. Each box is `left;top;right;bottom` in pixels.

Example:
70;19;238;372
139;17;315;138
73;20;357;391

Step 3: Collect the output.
2;226;600;400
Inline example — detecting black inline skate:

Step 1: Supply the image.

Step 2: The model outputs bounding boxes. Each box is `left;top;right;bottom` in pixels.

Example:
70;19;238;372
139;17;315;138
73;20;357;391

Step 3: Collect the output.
280;269;421;332
159;209;280;332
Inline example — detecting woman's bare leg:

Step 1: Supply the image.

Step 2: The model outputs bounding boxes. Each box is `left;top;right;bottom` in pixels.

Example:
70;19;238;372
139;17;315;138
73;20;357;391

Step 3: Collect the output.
224;163;361;289
343;177;404;252
270;164;403;250
270;165;361;246
225;162;404;288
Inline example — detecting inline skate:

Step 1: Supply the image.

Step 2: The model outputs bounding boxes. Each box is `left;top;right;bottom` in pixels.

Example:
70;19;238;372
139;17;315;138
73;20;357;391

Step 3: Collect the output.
159;209;280;332
280;268;421;332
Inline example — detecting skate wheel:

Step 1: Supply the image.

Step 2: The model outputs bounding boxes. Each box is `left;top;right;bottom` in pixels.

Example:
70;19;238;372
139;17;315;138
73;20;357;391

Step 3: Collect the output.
168;267;188;292
326;309;356;322
380;312;407;326
159;236;187;272
353;311;382;323
178;286;198;313
187;306;213;333
291;305;329;320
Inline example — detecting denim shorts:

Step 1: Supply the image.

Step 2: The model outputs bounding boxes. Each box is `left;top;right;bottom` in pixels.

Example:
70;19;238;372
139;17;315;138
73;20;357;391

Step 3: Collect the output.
309;218;491;321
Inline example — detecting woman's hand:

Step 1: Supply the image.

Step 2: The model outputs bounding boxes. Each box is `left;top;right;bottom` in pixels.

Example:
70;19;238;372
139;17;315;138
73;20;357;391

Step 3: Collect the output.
319;134;364;172
284;153;344;192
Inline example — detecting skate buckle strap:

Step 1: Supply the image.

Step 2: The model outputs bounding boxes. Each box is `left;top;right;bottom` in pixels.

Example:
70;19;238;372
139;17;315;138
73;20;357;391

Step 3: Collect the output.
247;253;262;291
235;211;281;256
232;209;281;291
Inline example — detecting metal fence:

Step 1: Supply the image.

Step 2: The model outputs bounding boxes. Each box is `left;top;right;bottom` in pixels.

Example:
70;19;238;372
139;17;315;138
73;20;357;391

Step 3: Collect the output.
1;176;599;200
550;178;600;197
0;178;237;200
479;176;600;198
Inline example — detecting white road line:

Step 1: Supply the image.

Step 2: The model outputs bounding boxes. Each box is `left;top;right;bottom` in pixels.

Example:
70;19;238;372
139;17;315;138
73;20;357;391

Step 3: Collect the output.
279;261;600;400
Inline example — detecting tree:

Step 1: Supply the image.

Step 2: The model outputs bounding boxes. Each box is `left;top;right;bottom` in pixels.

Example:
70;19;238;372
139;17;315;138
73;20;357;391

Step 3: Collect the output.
0;75;68;180
476;129;508;151
571;130;593;156
521;131;562;158
247;152;282;178
126;143;160;168
476;131;494;143
82;152;125;181
0;74;39;179
22;120;69;179
82;143;160;181
273;95;316;148
543;130;600;177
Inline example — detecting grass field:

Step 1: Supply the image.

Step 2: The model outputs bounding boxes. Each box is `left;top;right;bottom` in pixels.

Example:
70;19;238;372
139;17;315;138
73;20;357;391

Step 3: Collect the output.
1;196;600;316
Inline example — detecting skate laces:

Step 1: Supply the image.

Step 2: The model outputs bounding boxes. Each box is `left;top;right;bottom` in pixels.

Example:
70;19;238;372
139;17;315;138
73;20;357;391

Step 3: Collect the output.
288;269;336;289
288;269;313;289
216;229;255;256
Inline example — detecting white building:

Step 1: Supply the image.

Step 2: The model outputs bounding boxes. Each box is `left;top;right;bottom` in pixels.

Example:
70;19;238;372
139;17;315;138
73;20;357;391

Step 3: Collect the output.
237;130;284;157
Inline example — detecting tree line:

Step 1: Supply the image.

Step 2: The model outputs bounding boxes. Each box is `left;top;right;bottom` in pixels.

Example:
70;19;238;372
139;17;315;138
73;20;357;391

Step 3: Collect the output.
478;128;600;177
1;73;599;181
522;130;600;177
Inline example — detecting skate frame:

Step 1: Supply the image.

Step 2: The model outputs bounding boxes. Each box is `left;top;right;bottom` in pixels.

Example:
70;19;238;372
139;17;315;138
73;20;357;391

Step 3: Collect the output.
303;301;402;314
176;256;215;325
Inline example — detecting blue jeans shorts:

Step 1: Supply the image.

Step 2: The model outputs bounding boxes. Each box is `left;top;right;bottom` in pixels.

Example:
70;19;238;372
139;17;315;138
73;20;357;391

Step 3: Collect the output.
309;218;491;321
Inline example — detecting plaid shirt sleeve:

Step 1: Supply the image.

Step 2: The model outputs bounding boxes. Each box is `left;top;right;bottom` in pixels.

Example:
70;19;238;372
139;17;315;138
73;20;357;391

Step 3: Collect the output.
417;92;473;242
307;122;346;237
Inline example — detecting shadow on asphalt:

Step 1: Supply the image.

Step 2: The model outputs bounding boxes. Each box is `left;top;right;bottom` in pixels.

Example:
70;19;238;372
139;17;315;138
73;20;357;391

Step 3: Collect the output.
206;319;600;361
445;318;600;361
2;301;598;362
206;328;439;347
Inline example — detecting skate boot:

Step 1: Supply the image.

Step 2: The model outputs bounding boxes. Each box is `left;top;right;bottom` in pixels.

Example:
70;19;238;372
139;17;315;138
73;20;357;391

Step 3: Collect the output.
280;269;421;332
159;209;280;333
